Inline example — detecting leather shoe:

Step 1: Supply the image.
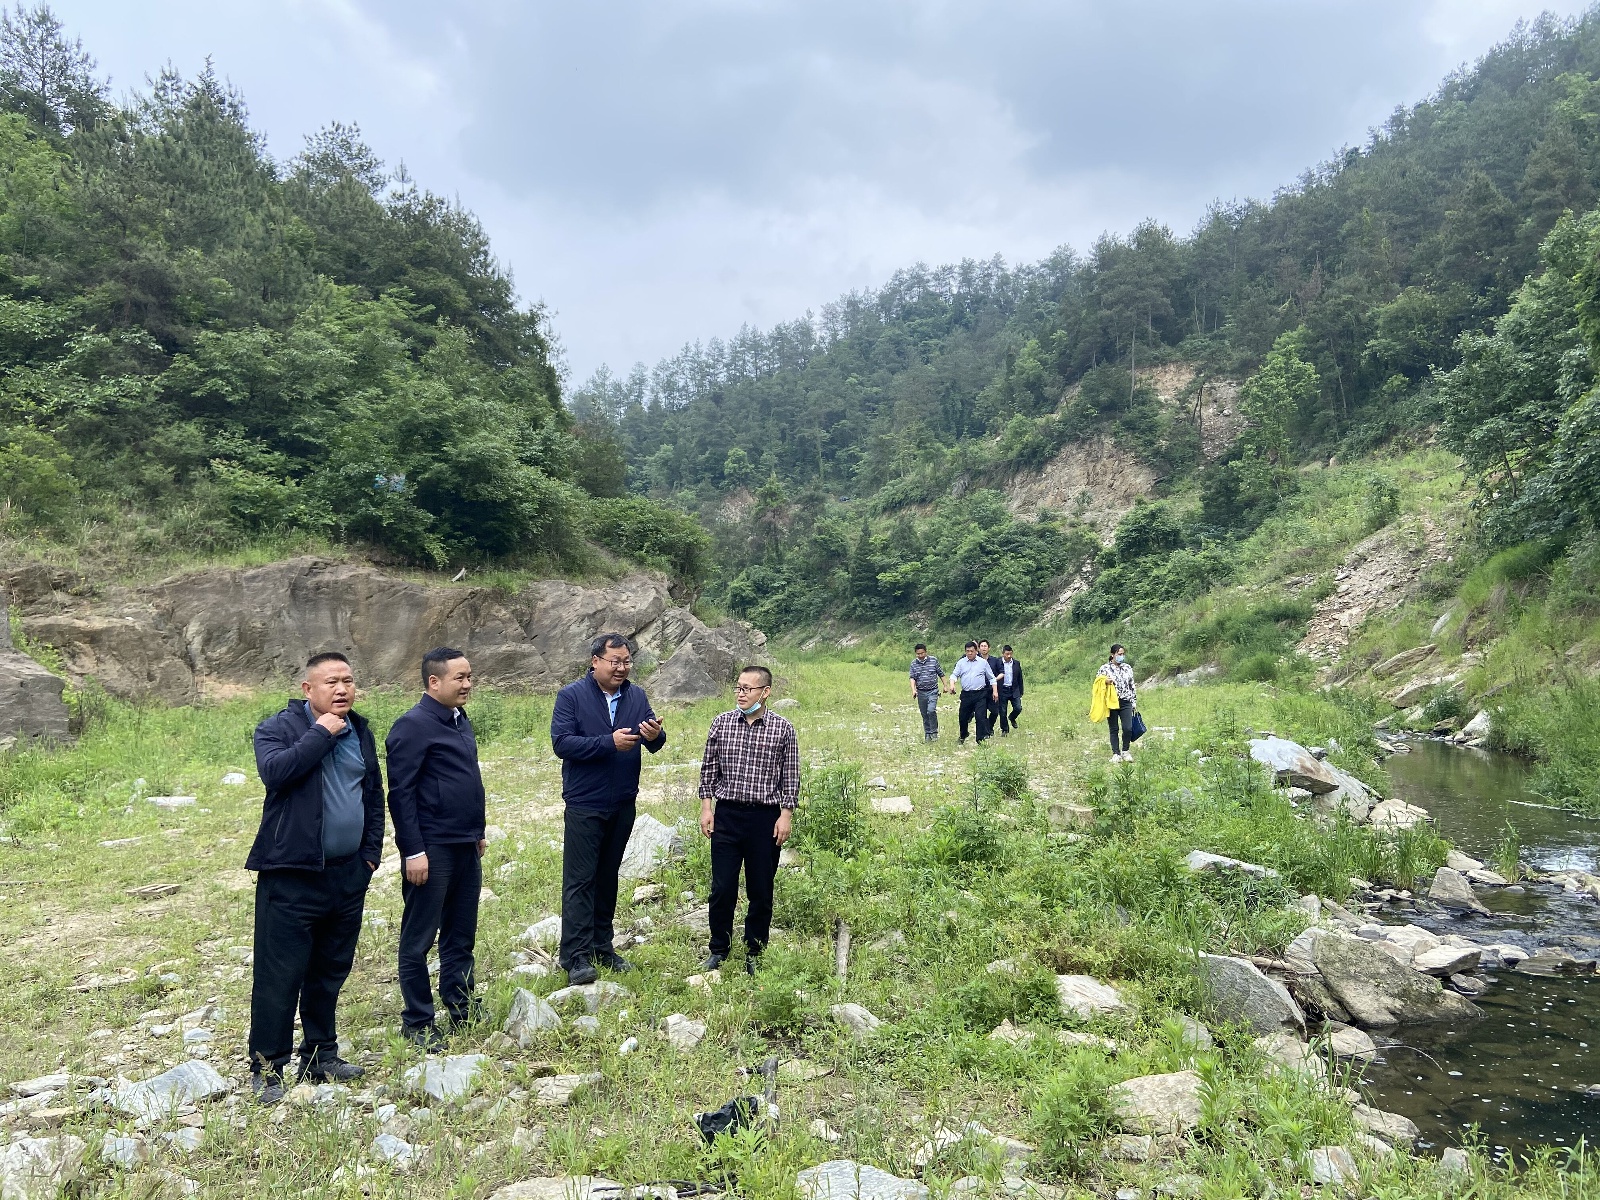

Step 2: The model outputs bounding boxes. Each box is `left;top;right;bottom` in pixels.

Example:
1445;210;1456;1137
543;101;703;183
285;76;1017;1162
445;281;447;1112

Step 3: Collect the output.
745;956;760;976
596;951;634;973
301;1057;365;1083
566;961;599;986
403;1023;446;1053
702;952;726;972
251;1071;285;1106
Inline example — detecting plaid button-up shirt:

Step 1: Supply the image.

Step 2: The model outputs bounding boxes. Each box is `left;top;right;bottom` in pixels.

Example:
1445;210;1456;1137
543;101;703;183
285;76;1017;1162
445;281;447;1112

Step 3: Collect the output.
698;708;801;809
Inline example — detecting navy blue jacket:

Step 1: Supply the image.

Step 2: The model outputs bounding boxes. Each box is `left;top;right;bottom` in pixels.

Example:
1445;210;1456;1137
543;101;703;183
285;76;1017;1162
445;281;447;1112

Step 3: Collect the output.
550;673;666;810
247;700;385;872
385;693;487;857
996;658;1024;696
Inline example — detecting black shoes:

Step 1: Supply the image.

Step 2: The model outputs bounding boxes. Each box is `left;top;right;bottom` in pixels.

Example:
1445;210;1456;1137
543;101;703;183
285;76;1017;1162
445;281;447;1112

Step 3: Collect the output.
404;1023;447;1053
745;956;760;976
702;952;726;972
596;951;634;973
566;962;599;986
301;1057;365;1083
251;1071;285;1106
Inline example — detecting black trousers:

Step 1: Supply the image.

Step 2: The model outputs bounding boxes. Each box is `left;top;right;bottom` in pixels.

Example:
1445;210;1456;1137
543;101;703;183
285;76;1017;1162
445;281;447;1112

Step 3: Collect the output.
399;841;482;1030
958;690;993;742
249;855;370;1076
708;802;780;957
1108;705;1137;753
999;690;1022;733
560;801;635;970
916;691;939;739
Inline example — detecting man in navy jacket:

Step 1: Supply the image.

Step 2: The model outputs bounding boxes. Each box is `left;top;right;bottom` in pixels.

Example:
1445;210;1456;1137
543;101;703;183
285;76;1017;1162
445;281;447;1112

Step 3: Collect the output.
386;647;487;1049
550;632;665;985
247;651;384;1105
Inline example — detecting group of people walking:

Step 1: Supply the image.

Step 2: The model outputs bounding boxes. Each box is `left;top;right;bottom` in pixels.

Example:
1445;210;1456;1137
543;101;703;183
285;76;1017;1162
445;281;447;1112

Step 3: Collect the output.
244;637;797;1105
909;638;1024;744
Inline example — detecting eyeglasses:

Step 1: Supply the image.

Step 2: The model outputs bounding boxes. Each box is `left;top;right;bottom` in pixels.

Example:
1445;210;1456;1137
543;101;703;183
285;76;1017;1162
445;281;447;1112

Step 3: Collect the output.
734;684;769;694
597;657;633;668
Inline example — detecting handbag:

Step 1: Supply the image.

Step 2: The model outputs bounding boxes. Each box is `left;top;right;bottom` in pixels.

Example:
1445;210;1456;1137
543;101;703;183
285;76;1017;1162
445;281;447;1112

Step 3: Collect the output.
1128;710;1147;743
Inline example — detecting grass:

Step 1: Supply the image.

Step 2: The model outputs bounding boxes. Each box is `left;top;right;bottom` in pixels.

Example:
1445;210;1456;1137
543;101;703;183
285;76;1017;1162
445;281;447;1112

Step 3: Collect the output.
0;657;1593;1198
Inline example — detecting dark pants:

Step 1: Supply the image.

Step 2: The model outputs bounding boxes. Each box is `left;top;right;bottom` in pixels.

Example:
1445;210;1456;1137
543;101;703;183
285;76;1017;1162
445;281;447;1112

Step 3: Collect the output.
958;690;993;742
560;801;636;970
916;690;939;740
708;802;780;957
249;855;370;1076
999;691;1022;734
399;841;482;1030
1108;705;1137;753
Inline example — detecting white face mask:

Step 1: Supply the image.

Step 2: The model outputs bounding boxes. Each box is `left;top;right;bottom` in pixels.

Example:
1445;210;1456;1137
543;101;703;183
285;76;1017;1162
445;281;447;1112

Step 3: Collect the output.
739;696;764;715
1114;654;1126;664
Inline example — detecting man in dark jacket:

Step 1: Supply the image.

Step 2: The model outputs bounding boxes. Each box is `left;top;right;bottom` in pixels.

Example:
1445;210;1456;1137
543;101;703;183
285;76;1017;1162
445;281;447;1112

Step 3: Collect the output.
996;644;1025;735
247;651;384;1105
386;647;487;1050
550;633;665;985
979;639;1004;737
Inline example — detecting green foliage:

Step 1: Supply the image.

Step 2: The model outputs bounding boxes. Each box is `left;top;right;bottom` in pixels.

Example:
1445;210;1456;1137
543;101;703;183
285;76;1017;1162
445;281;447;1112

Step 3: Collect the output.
1361;473;1401;533
1420;687;1465;725
1166;596;1314;680
1029;1052;1118;1174
793;763;870;857
585;496;710;584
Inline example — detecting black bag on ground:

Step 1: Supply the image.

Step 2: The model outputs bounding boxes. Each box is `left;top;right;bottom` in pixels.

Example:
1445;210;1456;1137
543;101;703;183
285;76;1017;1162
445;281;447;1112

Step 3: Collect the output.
694;1095;763;1142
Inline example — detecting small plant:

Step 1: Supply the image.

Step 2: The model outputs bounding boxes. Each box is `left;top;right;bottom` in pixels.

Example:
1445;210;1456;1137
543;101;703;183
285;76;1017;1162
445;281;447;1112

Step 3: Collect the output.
918;799;1004;869
793;764;870;857
1029;1052;1117;1174
1421;687;1465;726
1361;473;1401;533
1386;824;1449;890
975;747;1029;802
1493;821;1524;884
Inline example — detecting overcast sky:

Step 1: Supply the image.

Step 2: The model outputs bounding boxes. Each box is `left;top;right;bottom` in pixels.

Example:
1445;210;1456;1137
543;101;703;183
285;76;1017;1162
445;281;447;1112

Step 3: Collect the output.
56;0;1596;384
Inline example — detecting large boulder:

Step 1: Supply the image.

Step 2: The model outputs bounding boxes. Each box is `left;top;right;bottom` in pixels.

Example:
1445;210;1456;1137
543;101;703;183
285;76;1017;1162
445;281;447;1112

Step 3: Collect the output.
1249;736;1341;793
0;1134;86;1199
1198;954;1306;1036
648;614;754;703
618;814;683;880
1306;930;1481;1027
1110;1071;1203;1134
1427;867;1489;916
0;591;71;746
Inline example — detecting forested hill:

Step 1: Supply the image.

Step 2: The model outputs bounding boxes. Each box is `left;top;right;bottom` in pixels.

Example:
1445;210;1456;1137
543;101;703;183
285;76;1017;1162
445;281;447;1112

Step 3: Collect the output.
0;7;703;577
577;9;1600;632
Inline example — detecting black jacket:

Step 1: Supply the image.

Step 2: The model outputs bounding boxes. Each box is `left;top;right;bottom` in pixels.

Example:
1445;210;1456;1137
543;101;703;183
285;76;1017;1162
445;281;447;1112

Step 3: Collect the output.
551;673;666;811
385;694;487;856
247;700;385;872
996;657;1024;695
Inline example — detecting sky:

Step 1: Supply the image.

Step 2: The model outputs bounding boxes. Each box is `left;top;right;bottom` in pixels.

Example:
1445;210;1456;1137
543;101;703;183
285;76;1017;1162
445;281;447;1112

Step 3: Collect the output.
55;0;1598;385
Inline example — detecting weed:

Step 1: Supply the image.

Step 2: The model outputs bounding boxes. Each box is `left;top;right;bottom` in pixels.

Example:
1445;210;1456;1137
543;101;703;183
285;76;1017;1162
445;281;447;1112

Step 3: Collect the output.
1493;821;1524;883
794;764;870;857
1029;1051;1118;1174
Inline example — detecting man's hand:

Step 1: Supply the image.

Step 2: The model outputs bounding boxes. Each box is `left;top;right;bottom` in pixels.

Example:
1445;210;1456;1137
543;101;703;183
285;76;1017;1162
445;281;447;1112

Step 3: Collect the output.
612;727;642;751
700;800;715;838
637;717;663;741
774;809;792;846
315;711;347;736
404;853;430;886
476;839;487;857
365;861;377;872
991;686;999;701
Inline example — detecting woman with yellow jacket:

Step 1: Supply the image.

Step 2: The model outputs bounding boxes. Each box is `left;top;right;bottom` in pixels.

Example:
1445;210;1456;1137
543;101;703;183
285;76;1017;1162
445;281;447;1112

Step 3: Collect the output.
1092;644;1139;763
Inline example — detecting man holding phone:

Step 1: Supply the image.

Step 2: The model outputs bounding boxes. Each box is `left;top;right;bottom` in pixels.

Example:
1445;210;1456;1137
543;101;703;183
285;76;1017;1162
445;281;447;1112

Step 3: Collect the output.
550;633;666;985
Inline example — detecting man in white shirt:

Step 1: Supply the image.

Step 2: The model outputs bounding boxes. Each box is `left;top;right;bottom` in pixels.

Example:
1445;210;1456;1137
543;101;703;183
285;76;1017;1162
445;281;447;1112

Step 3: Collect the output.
946;641;997;744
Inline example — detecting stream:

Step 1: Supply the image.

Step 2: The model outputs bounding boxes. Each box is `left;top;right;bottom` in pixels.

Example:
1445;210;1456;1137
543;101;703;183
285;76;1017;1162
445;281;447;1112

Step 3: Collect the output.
1361;739;1600;1161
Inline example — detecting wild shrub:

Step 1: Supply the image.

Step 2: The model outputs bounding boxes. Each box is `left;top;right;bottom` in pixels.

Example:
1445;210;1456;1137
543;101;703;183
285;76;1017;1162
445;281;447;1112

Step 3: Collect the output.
974;747;1029;801
1361;473;1401;533
917;799;1004;870
1029;1052;1119;1174
793;764;870;857
1421;687;1465;725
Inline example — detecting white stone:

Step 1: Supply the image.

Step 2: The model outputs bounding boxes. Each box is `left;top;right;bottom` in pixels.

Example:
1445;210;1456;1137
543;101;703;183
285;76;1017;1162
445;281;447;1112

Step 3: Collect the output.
1438;1146;1471;1179
489;1177;627;1200
403;1054;486;1102
1446;850;1484;873
1185;850;1278;878
512;963;552;979
371;1133;414;1167
0;1135;87;1199
1460;710;1491;739
809;1118;843;1143
830;1003;882;1039
1056;1030;1118;1052
1197;954;1304;1036
869;796;914;816
1412;945;1482;976
533;1073;602;1108
1327;1026;1378;1060
660;1013;707;1051
686;970;721;991
1467;869;1508;886
485;825;508;843
522;916;563;948
9;1074;102;1098
505;989;564;1044
989;1019;1033;1046
618;1037;639;1056
797;1160;928;1200
147;796;197;808
546;981;632;1013
162;1128;203;1154
1485;943;1529;965
1352;1104;1419;1146
100;1134;147;1168
220;772;247;786
1054;974;1129;1019
1109;1071;1203;1135
1307;1146;1357;1186
618;814;682;879
632;884;665;904
1368;798;1429;830
104;1060;230;1120
1428;866;1489;915
1255;1031;1326;1084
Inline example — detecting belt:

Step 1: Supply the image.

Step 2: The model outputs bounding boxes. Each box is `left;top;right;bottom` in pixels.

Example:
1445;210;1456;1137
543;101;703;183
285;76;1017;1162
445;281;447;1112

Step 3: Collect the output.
715;797;777;808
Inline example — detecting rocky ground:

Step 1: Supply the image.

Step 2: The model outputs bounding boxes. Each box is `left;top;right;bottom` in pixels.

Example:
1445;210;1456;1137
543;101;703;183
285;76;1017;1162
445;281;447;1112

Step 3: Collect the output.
0;660;1592;1199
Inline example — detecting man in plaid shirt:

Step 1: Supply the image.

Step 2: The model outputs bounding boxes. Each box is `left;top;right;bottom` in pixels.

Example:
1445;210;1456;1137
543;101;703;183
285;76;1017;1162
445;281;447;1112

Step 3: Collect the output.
697;664;800;974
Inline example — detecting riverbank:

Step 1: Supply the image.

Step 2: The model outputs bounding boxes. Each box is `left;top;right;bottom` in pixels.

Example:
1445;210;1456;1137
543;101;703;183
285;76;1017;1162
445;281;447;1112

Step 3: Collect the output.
0;662;1595;1198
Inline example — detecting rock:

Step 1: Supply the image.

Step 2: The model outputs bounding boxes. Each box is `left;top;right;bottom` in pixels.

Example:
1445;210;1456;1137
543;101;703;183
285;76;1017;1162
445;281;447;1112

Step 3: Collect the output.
632;884;665;904
1515;948;1598;977
1460;709;1492;740
1310;764;1376;823
1308;930;1482;1026
1371;644;1436;679
371;1133;415;1168
1198;954;1305;1036
1185;851;1278;879
103;1060;230;1120
1327;1026;1377;1060
1448;973;1490;996
1467;868;1508;886
9;1073;103;1098
220;771;247;786
1306;1146;1357;1186
1390;674;1456;709
533;1073;603;1108
505;990;564;1044
1352;1104;1419;1146
1428;867;1490;915
0;1135;87;1198
1446;850;1485;873
573;1016;601;1036
1359;923;1440;961
865;776;888;789
797;1160;928;1200
660;1013;707;1051
1105;1134;1153;1162
1412;945;1482;976
489;1177;628;1200
686;970;720;991
1046;803;1094;830
772;697;799;709
809;1118;843;1143
1054;975;1130;1020
1109;1071;1203;1135
989;1019;1033;1046
100;1134;147;1168
830;1003;882;1039
1438;1146;1471;1180
162;1127;203;1154
404;1055;486;1102
1368;798;1430;830
1484;942;1530;966
511;1125;545;1151
1056;1030;1118;1052
868;796;914;816
546;981;632;1012
649;618;745;703
0;593;72;747
1173;1015;1213;1050
618;814;682;879
1255;1031;1326;1083
1248;736;1341;793
522;916;563;948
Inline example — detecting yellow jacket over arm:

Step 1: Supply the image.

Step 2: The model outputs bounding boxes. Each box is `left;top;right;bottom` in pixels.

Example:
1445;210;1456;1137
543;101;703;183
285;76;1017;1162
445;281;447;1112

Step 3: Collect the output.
1089;674;1120;723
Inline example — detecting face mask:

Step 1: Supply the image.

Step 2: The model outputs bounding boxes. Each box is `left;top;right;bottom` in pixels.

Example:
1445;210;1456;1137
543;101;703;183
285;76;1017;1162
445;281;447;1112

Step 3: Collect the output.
1114;654;1126;664
739;699;764;715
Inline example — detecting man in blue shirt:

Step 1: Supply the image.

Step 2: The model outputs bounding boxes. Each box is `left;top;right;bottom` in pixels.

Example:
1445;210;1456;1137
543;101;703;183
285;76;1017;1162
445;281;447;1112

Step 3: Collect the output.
550;633;666;985
947;641;998;744
386;647;487;1050
246;651;385;1105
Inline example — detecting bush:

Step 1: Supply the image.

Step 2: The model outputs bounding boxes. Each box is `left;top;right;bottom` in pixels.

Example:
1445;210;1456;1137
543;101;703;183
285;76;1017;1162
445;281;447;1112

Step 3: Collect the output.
918;799;1004;869
794;764;870;857
1421;688;1465;725
975;747;1029;801
1361;474;1401;533
585;495;711;583
1029;1053;1119;1174
0;428;78;526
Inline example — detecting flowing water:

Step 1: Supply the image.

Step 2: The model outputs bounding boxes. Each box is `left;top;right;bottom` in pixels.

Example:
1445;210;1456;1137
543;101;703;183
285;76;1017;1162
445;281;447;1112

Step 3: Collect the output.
1361;739;1600;1161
